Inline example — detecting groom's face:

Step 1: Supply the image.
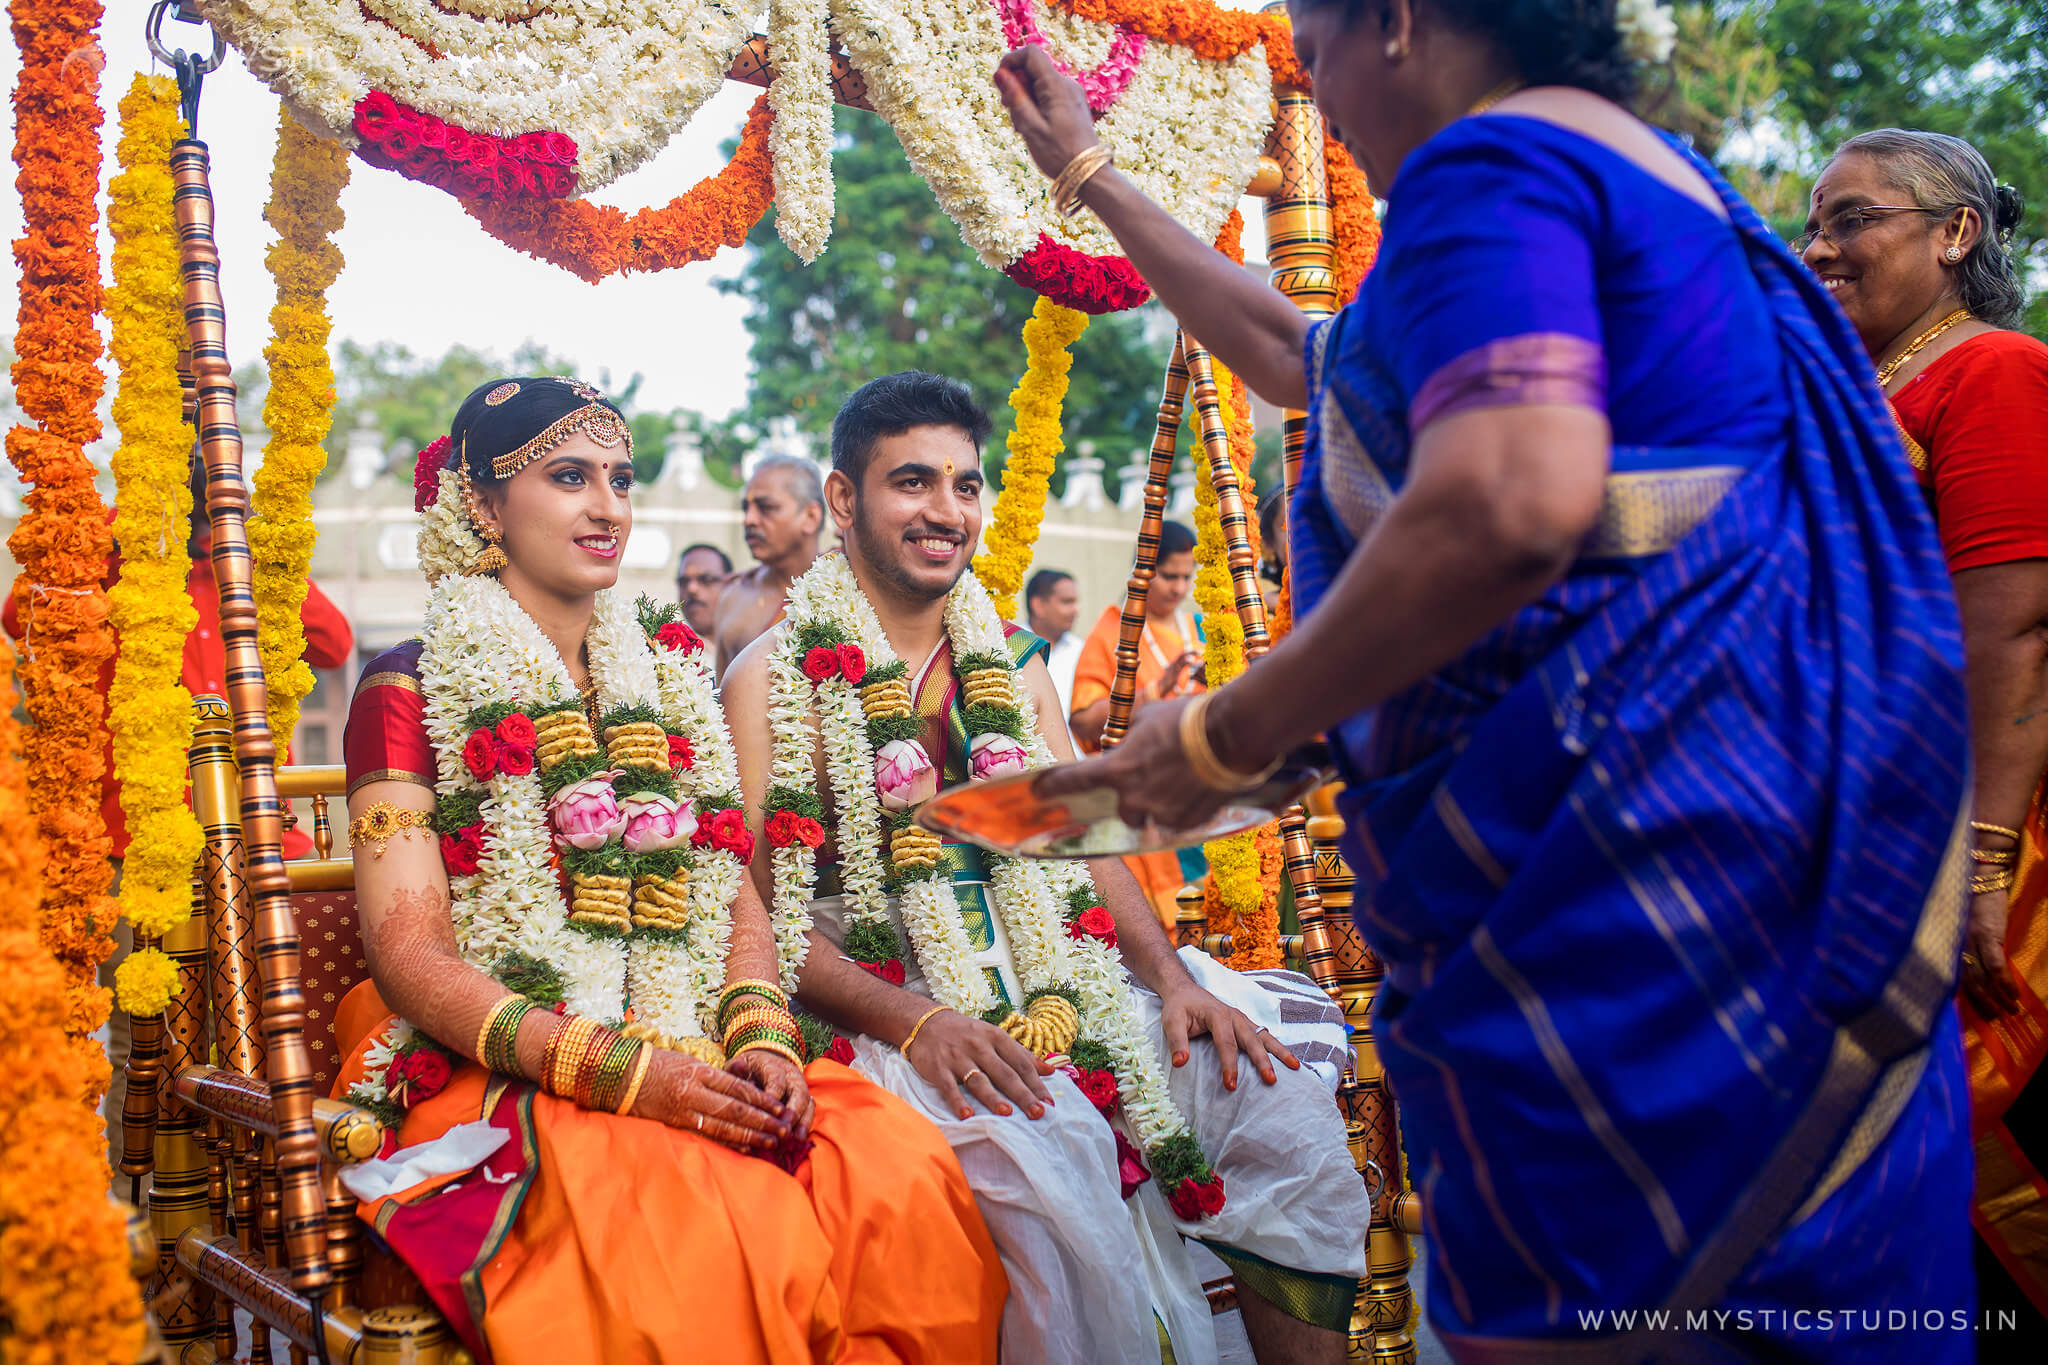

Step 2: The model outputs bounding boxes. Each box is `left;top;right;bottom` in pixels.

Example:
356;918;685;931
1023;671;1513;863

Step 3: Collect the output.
833;424;985;604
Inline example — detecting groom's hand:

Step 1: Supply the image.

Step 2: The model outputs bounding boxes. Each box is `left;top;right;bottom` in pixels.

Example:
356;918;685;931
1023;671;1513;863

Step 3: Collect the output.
907;1008;1056;1121
1156;982;1297;1091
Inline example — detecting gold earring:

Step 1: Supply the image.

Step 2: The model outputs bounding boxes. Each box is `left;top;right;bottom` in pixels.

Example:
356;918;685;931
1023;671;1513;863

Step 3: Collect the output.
1384;39;1407;61
1945;244;1963;263
469;524;508;577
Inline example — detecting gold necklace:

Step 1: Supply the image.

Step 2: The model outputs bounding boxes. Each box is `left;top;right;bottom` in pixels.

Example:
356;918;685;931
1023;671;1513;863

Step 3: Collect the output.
1469;79;1524;115
1876;308;1972;387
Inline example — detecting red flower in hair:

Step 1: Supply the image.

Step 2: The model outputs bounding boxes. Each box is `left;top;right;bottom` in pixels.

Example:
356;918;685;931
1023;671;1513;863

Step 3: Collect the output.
495;713;537;749
802;646;840;683
414;436;453;512
667;734;696;771
835;644;867;685
462;730;498;782
656;621;704;655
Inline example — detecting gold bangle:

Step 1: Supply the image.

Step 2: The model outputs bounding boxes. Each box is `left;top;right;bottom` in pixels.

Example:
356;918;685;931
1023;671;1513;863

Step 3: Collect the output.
733;1039;803;1067
1970;846;2017;866
1971;868;2015;895
616;1044;654;1117
1050;143;1114;218
349;802;434;858
1177;692;1281;795
1970;819;2023;843
900;1004;951;1058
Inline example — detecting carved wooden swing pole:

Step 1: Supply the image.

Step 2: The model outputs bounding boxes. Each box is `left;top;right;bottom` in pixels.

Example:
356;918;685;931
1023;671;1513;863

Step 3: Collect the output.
1102;334;1190;749
1258;19;1418;1358
170;137;332;1303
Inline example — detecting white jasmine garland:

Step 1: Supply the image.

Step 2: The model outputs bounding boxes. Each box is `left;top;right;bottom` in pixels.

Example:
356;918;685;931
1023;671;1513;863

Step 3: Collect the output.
1615;0;1678;67
767;0;836;263
769;554;1209;1180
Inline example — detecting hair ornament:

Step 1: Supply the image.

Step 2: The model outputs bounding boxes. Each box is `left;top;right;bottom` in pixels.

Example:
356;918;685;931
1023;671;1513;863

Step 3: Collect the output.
414;436;453;512
1615;0;1678;67
484;381;522;407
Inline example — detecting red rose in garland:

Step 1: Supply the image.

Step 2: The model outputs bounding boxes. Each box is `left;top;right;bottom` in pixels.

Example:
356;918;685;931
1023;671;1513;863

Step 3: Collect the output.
825;1037;856;1066
495;713;538;749
667;734;696;771
440;828;485;877
1067;906;1118;950
1194;1176;1226;1217
765;810;802;849
1167;1179;1204;1221
834;643;867;684
1075;1068;1120;1117
406;1050;453;1102
462;730;498;781
656;621;704;655
496;744;536;778
1116;1131;1150;1199
857;958;907;986
802;646;840;683
792;817;826;849
700;808;755;862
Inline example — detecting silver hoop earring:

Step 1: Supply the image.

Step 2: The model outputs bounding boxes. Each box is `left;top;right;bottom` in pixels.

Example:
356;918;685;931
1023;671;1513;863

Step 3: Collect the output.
1945;245;1963;263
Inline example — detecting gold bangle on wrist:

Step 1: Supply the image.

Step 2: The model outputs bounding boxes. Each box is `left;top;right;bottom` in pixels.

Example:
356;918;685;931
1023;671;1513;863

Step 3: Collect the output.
1051;143;1114;218
615;1044;654;1117
1970;846;2018;866
900;1004;951;1058
1177;691;1282;795
1970;819;2023;843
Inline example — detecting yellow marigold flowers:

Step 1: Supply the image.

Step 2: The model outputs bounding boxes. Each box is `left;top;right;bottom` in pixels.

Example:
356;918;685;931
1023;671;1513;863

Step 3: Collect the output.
107;75;204;1007
250;106;350;747
974;296;1088;622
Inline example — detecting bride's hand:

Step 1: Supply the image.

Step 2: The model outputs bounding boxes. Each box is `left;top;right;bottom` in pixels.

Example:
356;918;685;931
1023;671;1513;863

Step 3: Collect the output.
634;1049;790;1152
994;45;1100;181
728;1049;816;1141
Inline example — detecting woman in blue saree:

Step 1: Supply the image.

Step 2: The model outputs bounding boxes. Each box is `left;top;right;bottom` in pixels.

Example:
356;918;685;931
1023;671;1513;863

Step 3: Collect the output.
999;0;1974;1357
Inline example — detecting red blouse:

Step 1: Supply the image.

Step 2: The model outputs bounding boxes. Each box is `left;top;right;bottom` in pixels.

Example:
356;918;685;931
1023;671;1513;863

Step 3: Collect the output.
1893;329;2048;574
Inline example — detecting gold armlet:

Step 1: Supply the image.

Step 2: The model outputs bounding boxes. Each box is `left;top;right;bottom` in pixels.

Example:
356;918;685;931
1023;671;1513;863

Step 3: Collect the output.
350;802;435;858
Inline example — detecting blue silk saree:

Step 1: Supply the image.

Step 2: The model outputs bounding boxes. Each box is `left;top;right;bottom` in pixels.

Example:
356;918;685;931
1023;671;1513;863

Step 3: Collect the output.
1291;117;1975;1359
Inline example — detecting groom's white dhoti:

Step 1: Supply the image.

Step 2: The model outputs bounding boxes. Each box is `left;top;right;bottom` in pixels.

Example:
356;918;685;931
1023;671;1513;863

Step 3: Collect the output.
810;858;1370;1365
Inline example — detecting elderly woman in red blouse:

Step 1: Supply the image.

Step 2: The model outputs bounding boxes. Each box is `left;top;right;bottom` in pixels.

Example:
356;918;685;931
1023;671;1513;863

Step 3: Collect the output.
1803;128;2048;1346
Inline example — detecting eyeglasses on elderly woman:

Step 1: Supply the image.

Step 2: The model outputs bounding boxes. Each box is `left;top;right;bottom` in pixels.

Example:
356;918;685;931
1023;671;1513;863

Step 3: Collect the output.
1792;204;1948;256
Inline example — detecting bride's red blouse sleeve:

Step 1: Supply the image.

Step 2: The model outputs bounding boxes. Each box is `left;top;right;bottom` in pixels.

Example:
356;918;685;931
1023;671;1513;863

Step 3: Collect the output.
344;640;436;797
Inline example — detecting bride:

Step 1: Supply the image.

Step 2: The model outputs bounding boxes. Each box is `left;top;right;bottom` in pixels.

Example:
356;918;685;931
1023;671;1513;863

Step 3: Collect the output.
333;376;1005;1363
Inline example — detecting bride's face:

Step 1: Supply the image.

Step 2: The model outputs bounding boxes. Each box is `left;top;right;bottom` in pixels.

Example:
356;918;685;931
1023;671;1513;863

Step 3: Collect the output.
477;431;635;600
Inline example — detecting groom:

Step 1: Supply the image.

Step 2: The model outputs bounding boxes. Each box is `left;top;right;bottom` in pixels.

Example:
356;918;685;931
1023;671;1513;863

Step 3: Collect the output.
723;371;1366;1364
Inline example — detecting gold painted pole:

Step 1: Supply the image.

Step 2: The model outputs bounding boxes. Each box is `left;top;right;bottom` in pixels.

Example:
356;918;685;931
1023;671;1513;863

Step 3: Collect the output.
1102;335;1190;750
1182;342;1272;655
171;138;331;1302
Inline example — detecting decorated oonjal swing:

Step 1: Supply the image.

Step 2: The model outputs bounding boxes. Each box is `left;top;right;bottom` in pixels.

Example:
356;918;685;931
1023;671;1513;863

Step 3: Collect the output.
0;0;1410;1359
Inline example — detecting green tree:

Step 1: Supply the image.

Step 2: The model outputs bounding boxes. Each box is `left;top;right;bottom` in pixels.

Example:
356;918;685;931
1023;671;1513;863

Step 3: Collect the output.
715;106;1173;489
1758;0;2047;332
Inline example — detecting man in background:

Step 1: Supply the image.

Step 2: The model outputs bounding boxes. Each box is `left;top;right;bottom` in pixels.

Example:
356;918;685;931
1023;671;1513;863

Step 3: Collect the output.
675;541;732;640
713;454;824;677
1024;567;1083;720
1067;520;1205;924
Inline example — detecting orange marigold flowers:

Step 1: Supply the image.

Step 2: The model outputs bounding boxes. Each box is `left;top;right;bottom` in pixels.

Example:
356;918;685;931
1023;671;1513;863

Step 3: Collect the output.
466;93;776;283
1325;131;1382;306
1050;0;1307;90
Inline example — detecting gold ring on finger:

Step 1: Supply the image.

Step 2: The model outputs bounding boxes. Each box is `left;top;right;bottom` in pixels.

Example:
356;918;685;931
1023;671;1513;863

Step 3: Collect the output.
960;1067;985;1085
694;1112;703;1131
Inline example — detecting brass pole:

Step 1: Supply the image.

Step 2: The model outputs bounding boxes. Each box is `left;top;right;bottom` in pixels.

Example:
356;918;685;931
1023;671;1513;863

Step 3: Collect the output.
170;139;330;1301
1102;335;1190;750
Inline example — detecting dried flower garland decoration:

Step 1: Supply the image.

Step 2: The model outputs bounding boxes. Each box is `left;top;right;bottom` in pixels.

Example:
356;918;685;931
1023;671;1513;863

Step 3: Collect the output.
0;645;147;1364
973;297;1089;621
106;74;202;1016
198;0;753;199
465;93;776;285
250;106;349;751
833;0;1270;314
9;0;117;1049
766;554;1226;1215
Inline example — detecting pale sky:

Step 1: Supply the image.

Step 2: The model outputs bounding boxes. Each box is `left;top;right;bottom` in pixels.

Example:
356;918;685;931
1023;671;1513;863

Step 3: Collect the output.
3;4;1273;419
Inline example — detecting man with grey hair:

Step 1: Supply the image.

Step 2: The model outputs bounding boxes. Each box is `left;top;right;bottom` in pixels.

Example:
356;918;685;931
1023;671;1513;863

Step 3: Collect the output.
713;453;825;676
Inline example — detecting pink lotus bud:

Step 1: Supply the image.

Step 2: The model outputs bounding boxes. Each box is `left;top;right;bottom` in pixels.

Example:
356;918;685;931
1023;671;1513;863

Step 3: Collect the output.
969;732;1030;783
620;792;693;853
874;739;938;813
549;774;627;851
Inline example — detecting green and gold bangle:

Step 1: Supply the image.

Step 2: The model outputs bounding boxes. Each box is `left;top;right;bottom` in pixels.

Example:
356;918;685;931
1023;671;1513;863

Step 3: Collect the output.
476;996;539;1078
717;979;790;1027
588;1034;646;1113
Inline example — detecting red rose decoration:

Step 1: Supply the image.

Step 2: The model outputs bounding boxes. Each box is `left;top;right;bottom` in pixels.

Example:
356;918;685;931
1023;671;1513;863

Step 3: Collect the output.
1002;234;1153;314
408;1050;453;1102
440;828;484;877
825;1037;856;1066
1195;1176;1226;1217
1067;906;1118;950
496;744;536;778
1167;1178;1204;1222
656;621;704;655
1115;1131;1150;1200
793;817;826;849
1076;1068;1120;1117
413;436;453;512
495;713;538;749
835;644;867;685
354;90;400;137
802;646;840;683
708;809;756;861
667;734;696;771
462;730;498;782
766;810;801;849
857;958;907;986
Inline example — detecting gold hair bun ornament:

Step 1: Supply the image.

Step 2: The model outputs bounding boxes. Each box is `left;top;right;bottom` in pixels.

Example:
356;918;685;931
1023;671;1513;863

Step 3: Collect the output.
493;402;634;480
484;381;522;407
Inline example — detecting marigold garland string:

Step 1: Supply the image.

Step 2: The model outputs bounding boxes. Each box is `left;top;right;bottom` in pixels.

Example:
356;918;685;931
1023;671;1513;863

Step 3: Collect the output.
0;651;146;1363
465;93;776;284
8;0;118;1051
106;75;201;1016
1325;131;1381;306
1051;0;1307;90
974;296;1089;621
251;106;350;749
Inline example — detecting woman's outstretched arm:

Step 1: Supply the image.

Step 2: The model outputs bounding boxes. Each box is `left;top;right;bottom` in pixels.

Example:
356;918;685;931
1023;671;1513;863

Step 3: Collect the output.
994;46;1313;410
